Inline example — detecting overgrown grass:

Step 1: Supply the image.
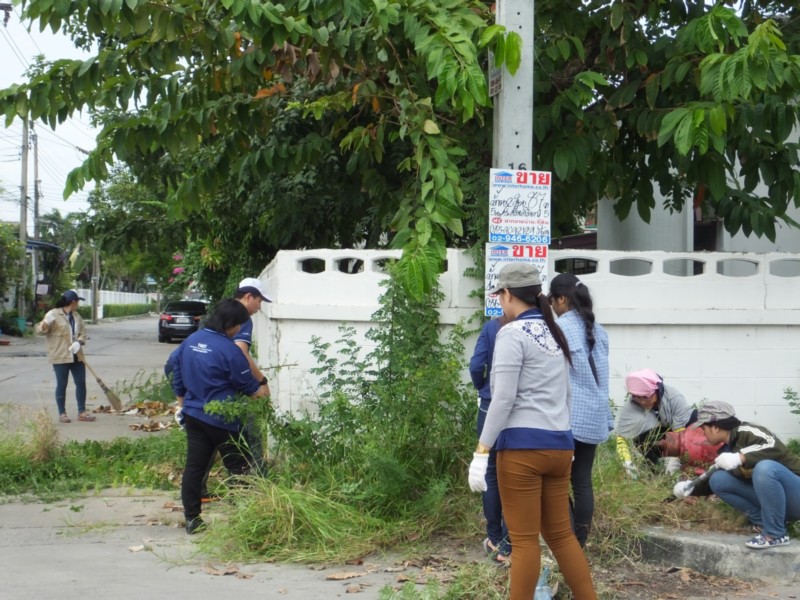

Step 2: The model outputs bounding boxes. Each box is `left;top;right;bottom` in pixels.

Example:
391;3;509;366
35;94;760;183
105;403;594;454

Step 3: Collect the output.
0;406;184;500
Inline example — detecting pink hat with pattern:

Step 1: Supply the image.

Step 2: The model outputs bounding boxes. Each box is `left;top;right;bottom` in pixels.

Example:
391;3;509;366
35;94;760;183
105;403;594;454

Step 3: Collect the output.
625;368;662;396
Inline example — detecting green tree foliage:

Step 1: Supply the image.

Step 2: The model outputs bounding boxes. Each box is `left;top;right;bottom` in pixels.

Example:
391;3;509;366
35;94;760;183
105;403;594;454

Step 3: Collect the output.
531;0;800;238
0;223;25;301
76;166;190;291
1;0;799;300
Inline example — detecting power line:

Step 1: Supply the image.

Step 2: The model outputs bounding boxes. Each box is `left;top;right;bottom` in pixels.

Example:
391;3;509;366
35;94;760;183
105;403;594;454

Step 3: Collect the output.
12;6;43;55
0;20;30;70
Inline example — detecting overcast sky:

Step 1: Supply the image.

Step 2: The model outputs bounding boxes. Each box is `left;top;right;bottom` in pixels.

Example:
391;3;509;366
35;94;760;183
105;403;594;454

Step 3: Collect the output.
0;5;98;231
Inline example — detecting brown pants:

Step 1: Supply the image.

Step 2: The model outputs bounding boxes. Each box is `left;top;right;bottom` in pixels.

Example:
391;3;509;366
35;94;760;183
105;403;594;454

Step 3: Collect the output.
497;449;597;600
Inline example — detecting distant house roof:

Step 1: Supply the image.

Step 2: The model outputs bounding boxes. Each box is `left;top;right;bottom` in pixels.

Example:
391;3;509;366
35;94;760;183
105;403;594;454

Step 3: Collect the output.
25;240;62;253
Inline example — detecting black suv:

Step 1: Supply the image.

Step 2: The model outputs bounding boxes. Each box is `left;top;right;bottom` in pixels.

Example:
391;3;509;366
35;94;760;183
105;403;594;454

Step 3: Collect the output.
158;301;207;343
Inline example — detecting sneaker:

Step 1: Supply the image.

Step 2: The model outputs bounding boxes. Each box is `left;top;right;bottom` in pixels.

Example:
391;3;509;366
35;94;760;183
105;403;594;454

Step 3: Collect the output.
185;516;206;535
745;534;790;549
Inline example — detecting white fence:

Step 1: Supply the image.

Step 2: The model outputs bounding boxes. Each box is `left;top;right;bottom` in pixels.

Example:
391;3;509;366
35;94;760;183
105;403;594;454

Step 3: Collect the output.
74;289;151;319
253;249;800;442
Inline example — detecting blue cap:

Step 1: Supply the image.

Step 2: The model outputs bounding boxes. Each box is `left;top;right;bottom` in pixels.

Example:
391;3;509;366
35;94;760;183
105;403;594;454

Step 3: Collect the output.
62;289;85;303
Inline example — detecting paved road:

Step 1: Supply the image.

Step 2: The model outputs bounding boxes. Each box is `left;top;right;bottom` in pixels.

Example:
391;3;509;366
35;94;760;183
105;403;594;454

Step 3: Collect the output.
1;315;174;441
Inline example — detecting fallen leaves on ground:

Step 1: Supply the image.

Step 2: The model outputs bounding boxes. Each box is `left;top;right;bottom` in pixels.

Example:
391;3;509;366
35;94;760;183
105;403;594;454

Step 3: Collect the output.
202;563;253;579
325;572;364;581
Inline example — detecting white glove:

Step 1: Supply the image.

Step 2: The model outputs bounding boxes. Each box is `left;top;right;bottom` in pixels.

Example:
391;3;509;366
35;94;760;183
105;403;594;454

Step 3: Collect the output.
174;406;185;429
69;341;81;354
468;453;489;493
664;456;682;475
44;312;56;325
715;452;743;471
623;460;639;480
673;480;694;498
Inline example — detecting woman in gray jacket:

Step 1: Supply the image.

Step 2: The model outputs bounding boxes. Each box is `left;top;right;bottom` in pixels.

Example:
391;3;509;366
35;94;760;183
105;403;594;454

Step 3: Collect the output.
468;263;596;600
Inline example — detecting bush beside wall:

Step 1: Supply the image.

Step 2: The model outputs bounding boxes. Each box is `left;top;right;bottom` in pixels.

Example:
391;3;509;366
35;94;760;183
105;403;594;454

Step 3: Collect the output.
102;303;153;318
75;303;152;321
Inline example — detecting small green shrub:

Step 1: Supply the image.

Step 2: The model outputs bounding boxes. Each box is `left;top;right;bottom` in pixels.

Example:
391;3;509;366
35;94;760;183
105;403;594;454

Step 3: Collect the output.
0;310;25;336
268;271;476;520
103;303;154;318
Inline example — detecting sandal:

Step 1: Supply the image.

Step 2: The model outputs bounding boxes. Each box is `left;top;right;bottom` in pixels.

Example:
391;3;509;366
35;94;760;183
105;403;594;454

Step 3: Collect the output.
59;414;71;423
78;412;96;422
482;538;510;565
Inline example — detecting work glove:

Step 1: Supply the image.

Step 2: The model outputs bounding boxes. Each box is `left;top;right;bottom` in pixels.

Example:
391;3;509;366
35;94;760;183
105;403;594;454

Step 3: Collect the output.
715;452;743;471
673;480;694;498
623;460;639;480
174;406;185;429
44;312;56;325
69;341;81;354
468;453;489;493
664;456;682;475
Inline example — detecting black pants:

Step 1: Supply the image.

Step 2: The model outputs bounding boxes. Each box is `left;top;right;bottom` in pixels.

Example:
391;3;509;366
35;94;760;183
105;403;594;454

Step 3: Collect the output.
569;440;597;546
182;414;252;519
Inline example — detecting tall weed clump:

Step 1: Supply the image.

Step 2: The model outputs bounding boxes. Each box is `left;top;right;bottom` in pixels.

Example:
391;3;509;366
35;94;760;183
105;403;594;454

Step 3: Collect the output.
270;272;476;522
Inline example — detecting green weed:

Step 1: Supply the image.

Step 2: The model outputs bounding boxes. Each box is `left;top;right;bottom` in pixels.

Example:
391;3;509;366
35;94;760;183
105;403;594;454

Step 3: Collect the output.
0;411;185;499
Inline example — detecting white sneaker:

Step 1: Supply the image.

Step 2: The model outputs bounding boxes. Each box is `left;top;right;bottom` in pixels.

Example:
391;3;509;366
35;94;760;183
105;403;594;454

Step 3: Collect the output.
745;534;790;549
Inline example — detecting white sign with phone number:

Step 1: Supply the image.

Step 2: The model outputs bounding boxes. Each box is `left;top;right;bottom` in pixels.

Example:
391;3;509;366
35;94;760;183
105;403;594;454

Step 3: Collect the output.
484;243;549;317
489;168;552;244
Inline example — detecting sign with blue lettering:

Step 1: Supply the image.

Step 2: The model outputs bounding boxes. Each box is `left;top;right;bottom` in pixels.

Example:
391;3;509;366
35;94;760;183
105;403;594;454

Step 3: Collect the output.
484;243;549;317
489;168;552;244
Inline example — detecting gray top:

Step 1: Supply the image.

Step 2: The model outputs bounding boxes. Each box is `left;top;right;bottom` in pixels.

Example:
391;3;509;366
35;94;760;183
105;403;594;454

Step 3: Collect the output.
479;317;572;449
615;383;694;438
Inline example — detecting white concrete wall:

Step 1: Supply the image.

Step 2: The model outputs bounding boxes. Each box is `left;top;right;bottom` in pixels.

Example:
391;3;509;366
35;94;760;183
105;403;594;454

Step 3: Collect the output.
252;249;800;442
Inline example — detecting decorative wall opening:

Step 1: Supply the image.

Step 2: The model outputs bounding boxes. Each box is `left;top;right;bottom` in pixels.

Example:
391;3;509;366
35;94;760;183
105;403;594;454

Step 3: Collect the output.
298;258;326;273
334;258;364;273
372;258;398;273
663;258;705;277
769;259;800;277
553;257;598;275
716;258;758;277
609;258;653;276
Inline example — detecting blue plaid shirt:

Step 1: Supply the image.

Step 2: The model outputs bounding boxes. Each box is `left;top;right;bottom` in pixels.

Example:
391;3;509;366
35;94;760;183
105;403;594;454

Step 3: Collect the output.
557;310;613;444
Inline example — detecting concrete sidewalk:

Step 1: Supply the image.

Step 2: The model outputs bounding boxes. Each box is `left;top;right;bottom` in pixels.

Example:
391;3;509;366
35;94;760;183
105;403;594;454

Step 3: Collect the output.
0;488;451;600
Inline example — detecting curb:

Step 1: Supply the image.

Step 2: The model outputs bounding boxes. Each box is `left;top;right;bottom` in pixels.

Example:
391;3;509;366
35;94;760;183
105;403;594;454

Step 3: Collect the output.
641;526;800;584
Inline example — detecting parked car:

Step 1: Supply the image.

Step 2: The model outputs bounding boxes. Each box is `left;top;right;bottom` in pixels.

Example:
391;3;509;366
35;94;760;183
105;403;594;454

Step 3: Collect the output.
158;300;208;343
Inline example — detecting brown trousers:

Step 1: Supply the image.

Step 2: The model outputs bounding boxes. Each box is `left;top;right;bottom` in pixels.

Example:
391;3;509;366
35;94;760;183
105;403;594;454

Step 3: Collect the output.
497;449;597;600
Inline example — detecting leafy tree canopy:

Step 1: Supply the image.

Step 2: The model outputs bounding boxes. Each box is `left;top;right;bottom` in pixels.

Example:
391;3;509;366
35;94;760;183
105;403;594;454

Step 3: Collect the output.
2;0;799;297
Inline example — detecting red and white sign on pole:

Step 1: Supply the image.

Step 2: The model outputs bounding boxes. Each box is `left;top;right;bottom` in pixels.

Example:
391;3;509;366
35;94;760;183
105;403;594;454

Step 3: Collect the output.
485;168;552;317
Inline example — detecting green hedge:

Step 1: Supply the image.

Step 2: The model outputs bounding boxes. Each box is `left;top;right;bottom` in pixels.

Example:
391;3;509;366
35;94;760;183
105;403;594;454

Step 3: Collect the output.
103;303;154;318
75;303;153;320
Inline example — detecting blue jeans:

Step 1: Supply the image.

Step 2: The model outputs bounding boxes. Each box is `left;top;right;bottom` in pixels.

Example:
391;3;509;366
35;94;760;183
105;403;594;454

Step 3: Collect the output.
709;460;800;538
53;359;87;415
477;397;509;549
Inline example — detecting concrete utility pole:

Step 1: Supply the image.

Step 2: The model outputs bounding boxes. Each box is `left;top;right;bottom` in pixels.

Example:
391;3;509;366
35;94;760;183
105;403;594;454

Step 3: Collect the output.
18;118;29;319
491;0;535;171
91;246;99;324
31;123;40;290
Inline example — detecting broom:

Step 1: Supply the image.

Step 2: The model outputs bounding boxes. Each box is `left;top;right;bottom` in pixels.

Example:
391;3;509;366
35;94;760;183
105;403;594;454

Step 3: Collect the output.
77;351;123;412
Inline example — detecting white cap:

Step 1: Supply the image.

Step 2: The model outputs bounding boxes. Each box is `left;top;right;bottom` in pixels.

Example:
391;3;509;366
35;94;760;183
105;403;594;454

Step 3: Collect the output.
236;277;272;302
